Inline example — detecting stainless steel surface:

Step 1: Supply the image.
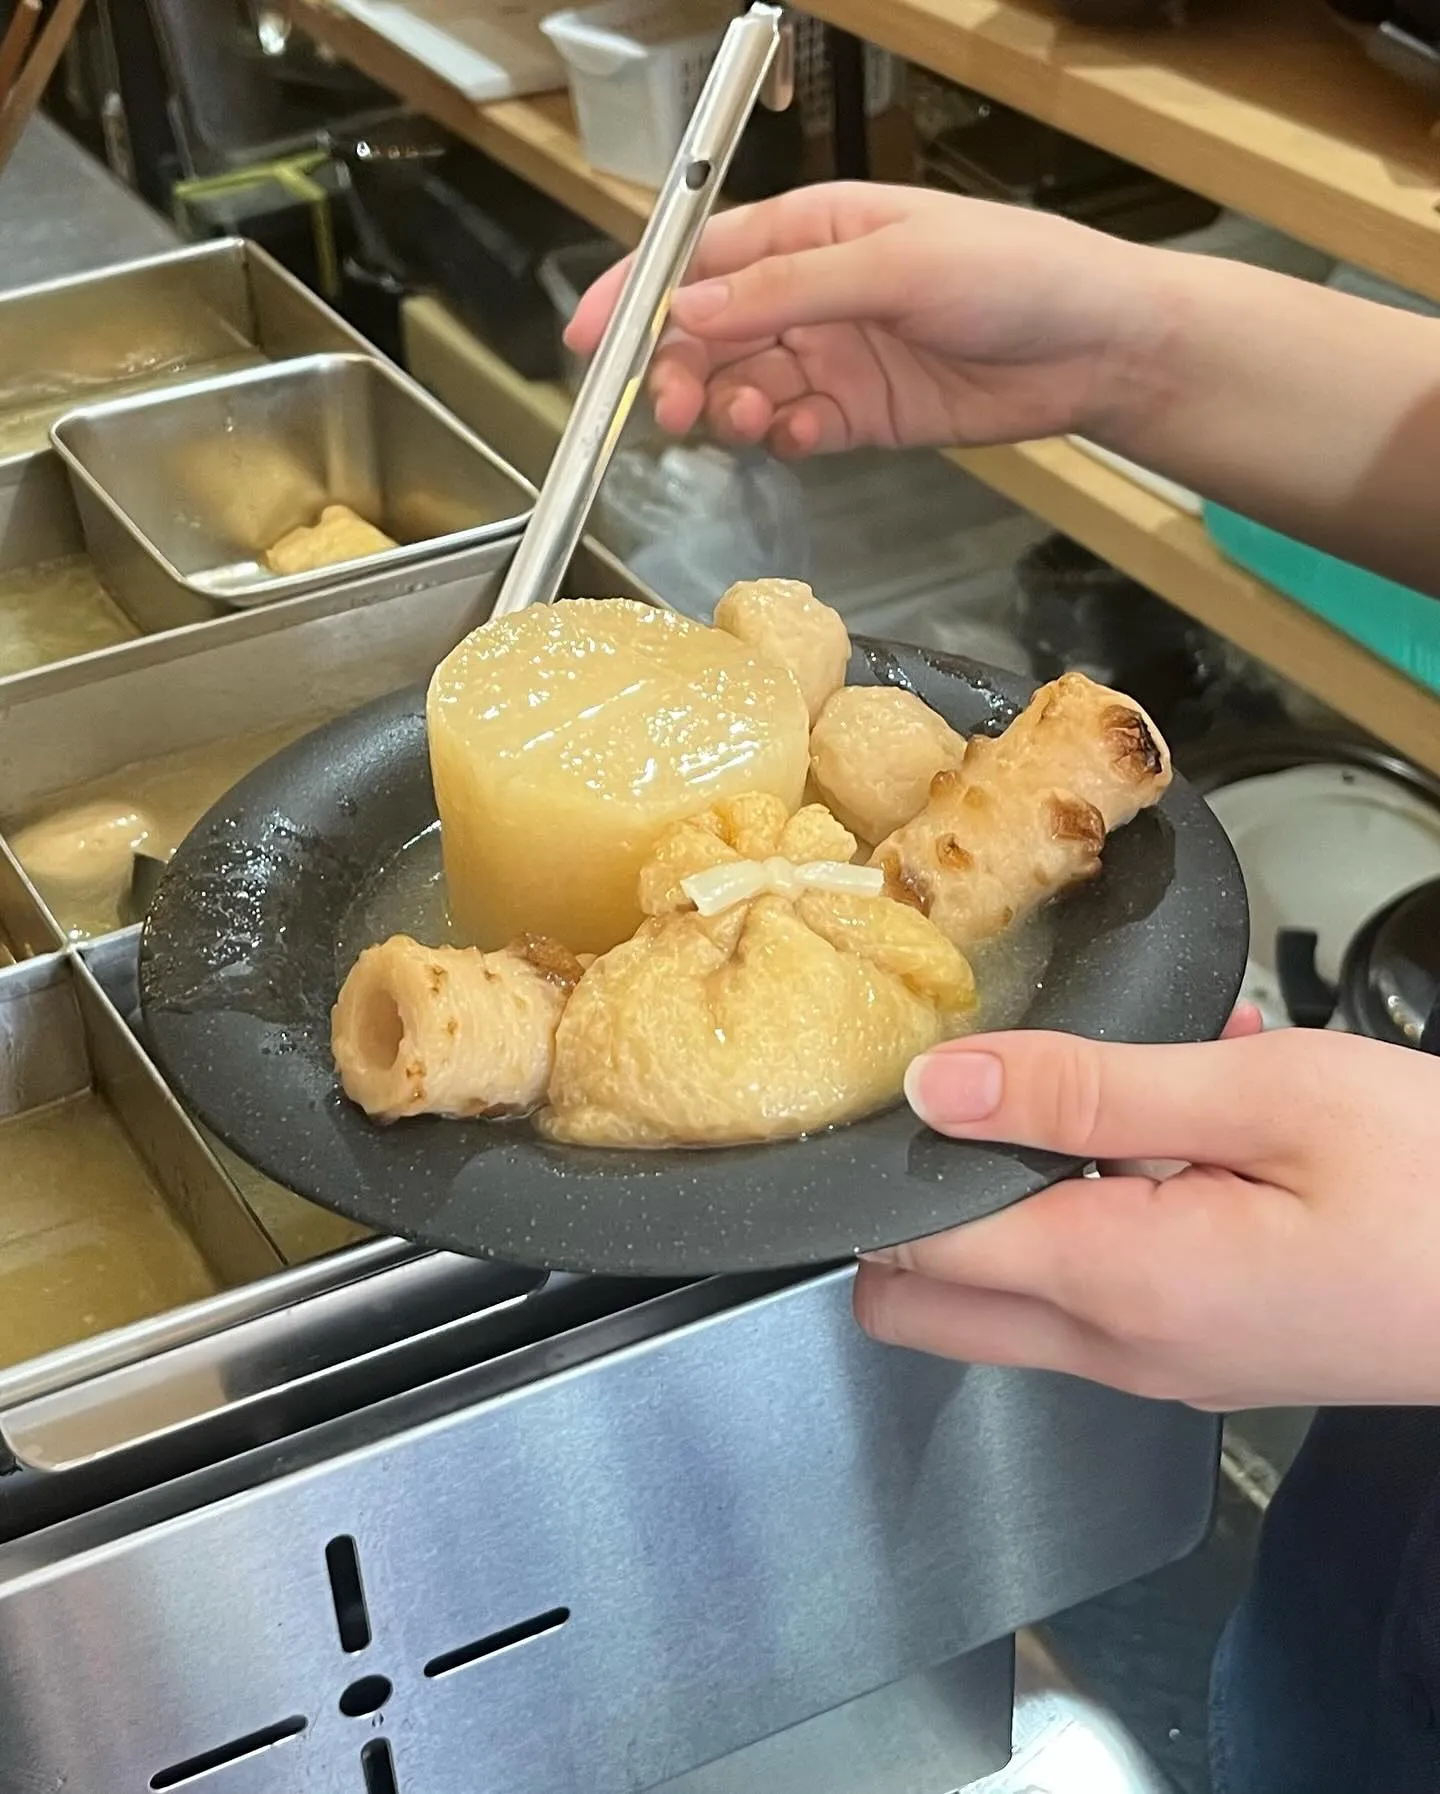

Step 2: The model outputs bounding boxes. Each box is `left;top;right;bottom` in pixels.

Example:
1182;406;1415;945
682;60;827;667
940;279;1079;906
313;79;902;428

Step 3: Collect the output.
0;524;519;703
659;1632;1181;1794
53;351;535;628
0;533;652;1417
491;4;783;620
122;848;168;927
0;117;172;292
0;1267;1217;1793
0;236;371;469
0;447;532;689
0;836;57;962
0;1244;536;1474
0;444;86;568
69;953;284;1288
0;557;506;840
658;1642;1015;1793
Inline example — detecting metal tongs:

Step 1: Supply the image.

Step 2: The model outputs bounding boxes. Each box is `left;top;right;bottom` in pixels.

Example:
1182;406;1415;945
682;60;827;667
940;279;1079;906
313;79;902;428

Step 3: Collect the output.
490;3;794;621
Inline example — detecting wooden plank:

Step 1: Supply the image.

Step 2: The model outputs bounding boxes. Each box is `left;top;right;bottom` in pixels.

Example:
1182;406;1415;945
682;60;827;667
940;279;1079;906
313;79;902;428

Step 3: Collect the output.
290;1;916;244
802;0;1440;300
951;437;1440;775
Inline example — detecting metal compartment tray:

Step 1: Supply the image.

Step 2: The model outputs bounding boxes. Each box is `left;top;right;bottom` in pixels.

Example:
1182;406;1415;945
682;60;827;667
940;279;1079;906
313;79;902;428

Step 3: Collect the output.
0;534;646;949
0;536;656;1423
0;447;534;699
52;352;536;630
0;545;519;945
0;237;375;467
0;951;284;1380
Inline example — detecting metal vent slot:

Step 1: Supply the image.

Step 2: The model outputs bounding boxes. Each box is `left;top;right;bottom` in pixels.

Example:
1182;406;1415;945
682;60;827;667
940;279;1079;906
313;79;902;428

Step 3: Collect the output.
339;1674;393;1718
423;1606;570;1680
361;1738;400;1794
149;1716;307;1789
326;1533;372;1653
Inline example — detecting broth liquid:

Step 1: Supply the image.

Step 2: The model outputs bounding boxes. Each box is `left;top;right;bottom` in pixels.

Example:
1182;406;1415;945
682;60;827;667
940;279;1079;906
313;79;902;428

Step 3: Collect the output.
0;1093;215;1368
0;553;138;680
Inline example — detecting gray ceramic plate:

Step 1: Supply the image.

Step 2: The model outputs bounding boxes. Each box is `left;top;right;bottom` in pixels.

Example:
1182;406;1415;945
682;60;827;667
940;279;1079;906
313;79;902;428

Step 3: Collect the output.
139;641;1249;1277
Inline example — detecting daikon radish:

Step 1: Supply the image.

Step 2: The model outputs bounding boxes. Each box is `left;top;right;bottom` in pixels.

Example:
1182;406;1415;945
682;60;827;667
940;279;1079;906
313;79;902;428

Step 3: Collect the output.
427;599;811;955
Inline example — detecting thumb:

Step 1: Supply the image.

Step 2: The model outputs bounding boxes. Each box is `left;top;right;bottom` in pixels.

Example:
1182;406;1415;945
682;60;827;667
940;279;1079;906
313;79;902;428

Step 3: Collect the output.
905;1030;1298;1176
668;237;911;341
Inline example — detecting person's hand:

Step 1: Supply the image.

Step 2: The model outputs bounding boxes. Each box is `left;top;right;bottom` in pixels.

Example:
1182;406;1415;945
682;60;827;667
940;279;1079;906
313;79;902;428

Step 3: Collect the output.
566;182;1165;458
854;1015;1440;1410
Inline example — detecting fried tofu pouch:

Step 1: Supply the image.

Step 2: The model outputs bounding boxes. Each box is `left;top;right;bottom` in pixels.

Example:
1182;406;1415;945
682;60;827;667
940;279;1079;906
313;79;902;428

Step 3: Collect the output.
539;795;976;1149
872;672;1172;949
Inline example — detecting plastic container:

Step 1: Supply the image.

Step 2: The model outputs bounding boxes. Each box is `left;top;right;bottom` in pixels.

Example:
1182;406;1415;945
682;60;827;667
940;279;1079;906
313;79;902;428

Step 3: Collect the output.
540;0;733;186
1203;502;1440;696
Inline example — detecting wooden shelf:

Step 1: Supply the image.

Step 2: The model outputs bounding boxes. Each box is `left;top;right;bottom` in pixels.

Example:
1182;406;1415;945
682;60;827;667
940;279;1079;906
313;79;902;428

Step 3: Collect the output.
294;0;1440;770
297;0;1440;291
291;0;656;245
951;438;1440;775
804;0;1440;301
290;0;911;244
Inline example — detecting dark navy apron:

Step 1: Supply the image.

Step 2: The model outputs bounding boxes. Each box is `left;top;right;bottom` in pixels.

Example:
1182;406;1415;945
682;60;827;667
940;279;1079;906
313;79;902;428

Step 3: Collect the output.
1210;1408;1440;1794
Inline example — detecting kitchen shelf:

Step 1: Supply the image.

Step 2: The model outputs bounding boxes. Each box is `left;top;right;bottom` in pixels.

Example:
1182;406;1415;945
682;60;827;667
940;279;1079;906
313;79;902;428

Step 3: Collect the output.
293;0;1440;770
289;0;909;244
291;0;657;245
951;439;1440;776
297;0;1440;301
803;0;1440;302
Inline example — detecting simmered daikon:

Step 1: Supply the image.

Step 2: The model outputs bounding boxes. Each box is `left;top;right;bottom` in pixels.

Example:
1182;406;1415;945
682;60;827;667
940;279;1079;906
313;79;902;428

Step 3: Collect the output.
427;599;811;954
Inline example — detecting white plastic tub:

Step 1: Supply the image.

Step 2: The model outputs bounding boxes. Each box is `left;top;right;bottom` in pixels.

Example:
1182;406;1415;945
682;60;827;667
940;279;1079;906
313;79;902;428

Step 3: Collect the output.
540;0;733;186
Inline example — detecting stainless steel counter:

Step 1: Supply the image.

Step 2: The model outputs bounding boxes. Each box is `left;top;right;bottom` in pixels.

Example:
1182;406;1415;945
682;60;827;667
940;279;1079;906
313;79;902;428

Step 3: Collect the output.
0;117;174;293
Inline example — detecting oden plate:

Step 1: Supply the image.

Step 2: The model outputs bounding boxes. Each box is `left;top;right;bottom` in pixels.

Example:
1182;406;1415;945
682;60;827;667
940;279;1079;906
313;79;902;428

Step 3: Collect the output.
139;641;1249;1276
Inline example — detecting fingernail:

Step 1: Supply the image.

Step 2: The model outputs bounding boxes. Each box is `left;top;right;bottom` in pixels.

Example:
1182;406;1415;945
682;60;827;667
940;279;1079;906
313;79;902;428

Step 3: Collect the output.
674;279;729;322
905;1050;1003;1128
860;1247;897;1265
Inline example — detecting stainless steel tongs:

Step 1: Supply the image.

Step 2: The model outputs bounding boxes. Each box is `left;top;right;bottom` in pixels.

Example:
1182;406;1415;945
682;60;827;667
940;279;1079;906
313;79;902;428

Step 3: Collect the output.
489;2;793;620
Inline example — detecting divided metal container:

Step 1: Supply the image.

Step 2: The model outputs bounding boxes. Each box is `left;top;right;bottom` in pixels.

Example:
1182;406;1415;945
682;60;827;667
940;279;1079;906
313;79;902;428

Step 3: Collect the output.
0;242;536;660
52;352;537;629
0;536;651;1444
0;238;373;467
0;952;285;1381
